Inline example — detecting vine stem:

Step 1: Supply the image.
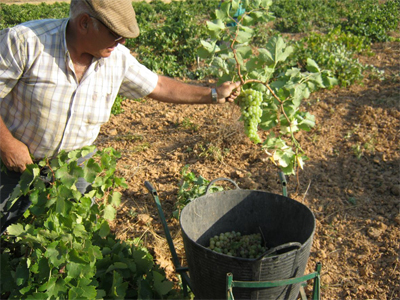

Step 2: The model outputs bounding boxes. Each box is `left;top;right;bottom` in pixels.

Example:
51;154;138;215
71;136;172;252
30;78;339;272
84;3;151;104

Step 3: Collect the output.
226;5;303;177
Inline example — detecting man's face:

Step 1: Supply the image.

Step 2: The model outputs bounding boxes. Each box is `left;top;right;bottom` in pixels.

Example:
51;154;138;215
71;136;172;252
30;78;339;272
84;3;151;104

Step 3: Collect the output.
88;16;126;58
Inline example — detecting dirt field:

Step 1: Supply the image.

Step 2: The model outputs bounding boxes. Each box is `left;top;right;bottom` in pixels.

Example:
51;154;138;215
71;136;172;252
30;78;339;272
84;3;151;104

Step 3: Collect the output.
2;0;399;298
95;41;400;299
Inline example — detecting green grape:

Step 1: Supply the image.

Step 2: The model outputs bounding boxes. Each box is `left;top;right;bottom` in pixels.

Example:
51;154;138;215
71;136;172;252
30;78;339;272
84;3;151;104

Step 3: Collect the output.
207;231;267;259
237;89;263;144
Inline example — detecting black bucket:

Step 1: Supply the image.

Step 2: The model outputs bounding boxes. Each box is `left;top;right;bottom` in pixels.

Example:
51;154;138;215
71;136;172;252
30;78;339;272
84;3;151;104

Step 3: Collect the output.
180;181;315;300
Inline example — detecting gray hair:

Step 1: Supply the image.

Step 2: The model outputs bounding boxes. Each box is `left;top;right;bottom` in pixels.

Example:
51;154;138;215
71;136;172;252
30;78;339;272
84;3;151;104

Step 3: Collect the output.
69;0;100;30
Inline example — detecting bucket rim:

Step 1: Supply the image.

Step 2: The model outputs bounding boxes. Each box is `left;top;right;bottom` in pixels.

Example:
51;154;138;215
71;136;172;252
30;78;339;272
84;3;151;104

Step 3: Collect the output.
180;189;316;221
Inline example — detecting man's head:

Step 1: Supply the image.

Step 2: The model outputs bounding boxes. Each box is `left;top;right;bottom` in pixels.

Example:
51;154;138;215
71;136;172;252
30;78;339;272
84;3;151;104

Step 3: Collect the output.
68;0;140;58
70;0;140;39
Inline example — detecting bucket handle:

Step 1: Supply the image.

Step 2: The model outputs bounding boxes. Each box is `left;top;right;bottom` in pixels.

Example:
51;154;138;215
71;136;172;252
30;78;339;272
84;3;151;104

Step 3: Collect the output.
205;177;240;194
257;242;302;260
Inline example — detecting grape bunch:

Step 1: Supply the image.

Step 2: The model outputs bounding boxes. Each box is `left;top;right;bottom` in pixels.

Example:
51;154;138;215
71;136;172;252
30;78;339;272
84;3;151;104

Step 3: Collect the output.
207;231;268;259
237;89;263;144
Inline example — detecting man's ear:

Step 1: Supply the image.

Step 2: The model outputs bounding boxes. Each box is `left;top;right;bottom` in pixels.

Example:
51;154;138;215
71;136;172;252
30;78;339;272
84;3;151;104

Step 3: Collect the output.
78;14;91;33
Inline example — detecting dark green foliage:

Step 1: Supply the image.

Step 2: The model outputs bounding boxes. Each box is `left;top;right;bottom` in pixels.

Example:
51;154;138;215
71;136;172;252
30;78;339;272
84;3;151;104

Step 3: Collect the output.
343;0;400;42
0;2;69;30
270;0;345;33
289;27;381;87
127;0;219;79
270;0;399;42
0;147;176;299
111;94;127;116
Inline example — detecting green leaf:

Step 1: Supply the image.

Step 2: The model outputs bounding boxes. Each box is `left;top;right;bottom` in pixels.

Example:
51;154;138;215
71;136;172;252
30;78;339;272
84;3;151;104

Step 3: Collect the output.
55;161;83;188
231;0;240;12
45;277;67;298
16;261;29;286
218;1;230;19
261;0;272;8
264;36;294;65
106;262;128;274
306;58;320;73
7;223;25;237
20;165;40;194
235;45;252;59
99;220;111;238
37;257;51;282
109;191;121;207
216;7;228;22
80;145;97;158
103;205;116;221
83;158;102;183
45;241;66;267
297;112;316;131
206;19;225;33
66;262;85;278
88;245;102;263
242;15;255;26
235;30;252;43
153;271;173;296
69;248;89;264
110;271;128;299
72;223;87;238
132;249;153;274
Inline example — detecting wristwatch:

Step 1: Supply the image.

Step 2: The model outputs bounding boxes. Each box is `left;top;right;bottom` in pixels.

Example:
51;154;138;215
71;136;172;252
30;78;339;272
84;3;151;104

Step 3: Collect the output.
211;88;218;103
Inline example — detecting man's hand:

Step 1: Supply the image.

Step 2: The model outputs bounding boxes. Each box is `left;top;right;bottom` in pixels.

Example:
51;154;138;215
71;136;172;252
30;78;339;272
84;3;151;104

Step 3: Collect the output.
215;81;241;103
0;138;33;173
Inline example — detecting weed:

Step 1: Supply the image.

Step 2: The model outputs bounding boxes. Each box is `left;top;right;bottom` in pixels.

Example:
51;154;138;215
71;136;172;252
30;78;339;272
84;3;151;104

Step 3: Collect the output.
131;142;151;153
174;165;224;218
352;143;364;160
197;143;225;162
179;117;199;132
111;94;127;116
115;133;144;142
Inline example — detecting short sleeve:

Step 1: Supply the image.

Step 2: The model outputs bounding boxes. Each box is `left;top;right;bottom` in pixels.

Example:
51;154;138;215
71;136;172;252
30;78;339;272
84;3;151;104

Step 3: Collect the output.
118;53;159;100
0;28;26;98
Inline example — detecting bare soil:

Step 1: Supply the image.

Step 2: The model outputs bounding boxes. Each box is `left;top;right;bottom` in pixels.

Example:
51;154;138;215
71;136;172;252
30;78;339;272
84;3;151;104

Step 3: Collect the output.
3;1;399;298
95;42;400;299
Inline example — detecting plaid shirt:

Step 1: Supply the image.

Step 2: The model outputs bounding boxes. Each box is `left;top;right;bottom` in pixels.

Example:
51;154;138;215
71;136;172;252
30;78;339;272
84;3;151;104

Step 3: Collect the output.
0;18;158;159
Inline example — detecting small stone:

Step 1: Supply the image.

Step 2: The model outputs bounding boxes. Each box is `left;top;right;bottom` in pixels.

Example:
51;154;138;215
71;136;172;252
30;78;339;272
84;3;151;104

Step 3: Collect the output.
394;214;400;225
390;185;400;196
136;214;153;226
108;129;118;136
367;227;382;239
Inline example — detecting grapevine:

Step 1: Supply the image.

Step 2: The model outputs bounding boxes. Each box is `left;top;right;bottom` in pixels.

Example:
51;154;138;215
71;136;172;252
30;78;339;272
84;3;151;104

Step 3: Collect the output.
207;231;268;259
237;89;263;144
198;0;338;176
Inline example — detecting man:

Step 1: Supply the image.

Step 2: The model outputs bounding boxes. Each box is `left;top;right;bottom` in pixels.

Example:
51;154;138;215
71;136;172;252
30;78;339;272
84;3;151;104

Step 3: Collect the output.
0;0;241;233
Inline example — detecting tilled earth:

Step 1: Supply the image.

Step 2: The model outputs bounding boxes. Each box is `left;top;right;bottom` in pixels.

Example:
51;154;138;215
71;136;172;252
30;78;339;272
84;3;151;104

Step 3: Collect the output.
95;42;400;299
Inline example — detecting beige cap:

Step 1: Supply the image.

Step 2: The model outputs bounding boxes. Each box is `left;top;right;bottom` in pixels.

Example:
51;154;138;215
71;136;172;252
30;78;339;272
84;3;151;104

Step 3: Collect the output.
82;0;140;38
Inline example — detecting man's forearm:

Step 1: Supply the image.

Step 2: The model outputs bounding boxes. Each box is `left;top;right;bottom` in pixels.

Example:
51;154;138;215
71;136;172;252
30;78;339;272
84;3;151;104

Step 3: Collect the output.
0;116;16;153
148;75;213;104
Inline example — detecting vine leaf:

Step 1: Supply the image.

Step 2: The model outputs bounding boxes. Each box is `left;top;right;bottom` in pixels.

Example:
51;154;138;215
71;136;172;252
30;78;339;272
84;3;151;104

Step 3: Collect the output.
264;36;294;65
153;271;174;296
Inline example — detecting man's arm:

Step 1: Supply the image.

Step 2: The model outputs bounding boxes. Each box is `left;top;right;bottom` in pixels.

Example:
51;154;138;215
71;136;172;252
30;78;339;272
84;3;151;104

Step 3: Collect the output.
148;75;241;105
0;116;33;173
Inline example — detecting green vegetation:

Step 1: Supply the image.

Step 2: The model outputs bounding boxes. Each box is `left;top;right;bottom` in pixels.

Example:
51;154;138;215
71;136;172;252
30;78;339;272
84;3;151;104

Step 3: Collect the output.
270;0;400;43
1;147;175;299
289;27;383;87
174;165;224;218
0;0;398;297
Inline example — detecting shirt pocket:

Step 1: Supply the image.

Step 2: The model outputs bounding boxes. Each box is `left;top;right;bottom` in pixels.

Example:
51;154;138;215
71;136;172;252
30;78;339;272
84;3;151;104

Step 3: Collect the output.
85;86;115;125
